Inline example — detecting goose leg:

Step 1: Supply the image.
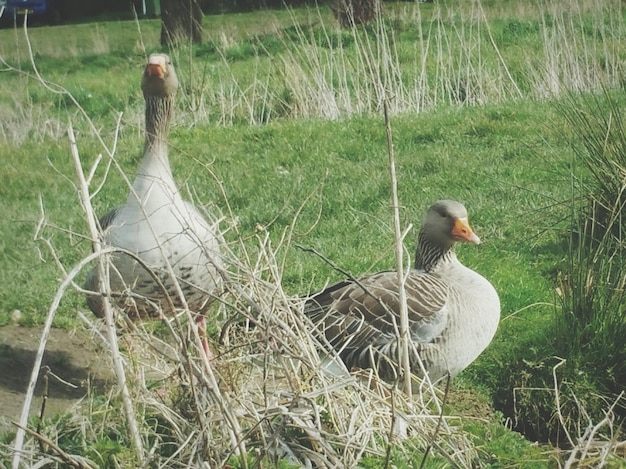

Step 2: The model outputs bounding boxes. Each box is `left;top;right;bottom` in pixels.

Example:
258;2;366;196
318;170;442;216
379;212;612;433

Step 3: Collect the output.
196;315;212;360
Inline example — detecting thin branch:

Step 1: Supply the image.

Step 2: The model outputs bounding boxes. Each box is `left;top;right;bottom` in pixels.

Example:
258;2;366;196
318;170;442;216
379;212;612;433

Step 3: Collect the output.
10;246;117;469
68;123;146;463
295;244;355;281
383;99;411;397
12;421;94;469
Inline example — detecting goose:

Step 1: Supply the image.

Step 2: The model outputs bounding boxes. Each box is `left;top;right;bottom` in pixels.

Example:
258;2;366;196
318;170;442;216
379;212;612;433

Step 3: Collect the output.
305;200;500;385
84;53;223;355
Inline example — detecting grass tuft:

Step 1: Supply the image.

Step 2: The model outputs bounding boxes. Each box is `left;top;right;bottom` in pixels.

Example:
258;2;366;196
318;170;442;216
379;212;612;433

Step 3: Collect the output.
555;85;626;398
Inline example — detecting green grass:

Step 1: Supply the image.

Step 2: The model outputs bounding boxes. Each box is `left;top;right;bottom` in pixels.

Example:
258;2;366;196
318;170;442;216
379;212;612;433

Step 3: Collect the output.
2;1;626;466
0;102;565;324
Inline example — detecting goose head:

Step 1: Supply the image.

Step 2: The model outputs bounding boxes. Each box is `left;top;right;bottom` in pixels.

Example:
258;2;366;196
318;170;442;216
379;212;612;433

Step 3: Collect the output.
416;200;481;270
424;200;480;246
141;53;178;99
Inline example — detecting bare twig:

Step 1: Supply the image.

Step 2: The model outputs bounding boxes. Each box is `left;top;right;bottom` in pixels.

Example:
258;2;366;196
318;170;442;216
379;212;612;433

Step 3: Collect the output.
419;373;451;469
12;421;94;469
295;244;356;280
10;246;115;469
383;99;412;397
68;123;146;463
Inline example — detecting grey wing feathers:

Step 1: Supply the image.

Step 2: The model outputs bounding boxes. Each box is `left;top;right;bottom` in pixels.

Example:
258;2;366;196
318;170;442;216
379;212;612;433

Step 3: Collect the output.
404;273;449;342
98;206;123;231
306;270;449;350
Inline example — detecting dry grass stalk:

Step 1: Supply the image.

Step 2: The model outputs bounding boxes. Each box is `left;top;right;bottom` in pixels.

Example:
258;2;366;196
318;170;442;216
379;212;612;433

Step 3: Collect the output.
68;122;145;463
8;243;103;469
514;359;626;467
383;99;412;397
12;421;92;469
549;360;626;468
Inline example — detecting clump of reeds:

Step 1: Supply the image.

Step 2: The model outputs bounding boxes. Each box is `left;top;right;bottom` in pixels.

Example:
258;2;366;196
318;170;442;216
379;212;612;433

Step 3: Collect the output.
177;0;626;126
555;85;626;396
3;1;625;133
521;82;626;457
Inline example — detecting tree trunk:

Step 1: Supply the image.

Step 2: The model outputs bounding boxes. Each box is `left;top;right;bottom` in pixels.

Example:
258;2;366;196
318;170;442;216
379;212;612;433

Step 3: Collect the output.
330;0;382;27
160;0;203;47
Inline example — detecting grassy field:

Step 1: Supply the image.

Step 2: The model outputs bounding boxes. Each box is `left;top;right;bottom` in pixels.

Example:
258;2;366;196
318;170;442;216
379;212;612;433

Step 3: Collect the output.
1;0;626;467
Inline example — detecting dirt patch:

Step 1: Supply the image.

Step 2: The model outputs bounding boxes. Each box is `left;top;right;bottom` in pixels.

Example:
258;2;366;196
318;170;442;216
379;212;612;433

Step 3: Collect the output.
0;325;115;434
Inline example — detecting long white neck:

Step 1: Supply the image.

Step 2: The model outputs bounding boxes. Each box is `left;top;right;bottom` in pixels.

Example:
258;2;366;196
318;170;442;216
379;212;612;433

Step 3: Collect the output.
128;94;179;208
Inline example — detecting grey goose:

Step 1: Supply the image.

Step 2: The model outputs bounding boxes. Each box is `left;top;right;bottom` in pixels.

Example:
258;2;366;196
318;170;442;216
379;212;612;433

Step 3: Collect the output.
305;200;500;385
84;53;223;355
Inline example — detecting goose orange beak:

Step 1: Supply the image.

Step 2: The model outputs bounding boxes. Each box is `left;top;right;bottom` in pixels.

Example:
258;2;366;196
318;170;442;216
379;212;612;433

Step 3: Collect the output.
145;62;165;78
452;217;481;244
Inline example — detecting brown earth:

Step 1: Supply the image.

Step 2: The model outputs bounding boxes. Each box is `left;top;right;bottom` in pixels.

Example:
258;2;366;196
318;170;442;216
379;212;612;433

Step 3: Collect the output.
0;325;115;434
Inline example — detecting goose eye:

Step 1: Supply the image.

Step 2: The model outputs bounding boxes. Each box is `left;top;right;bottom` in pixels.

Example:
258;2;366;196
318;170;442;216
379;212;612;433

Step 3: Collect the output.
435;208;447;218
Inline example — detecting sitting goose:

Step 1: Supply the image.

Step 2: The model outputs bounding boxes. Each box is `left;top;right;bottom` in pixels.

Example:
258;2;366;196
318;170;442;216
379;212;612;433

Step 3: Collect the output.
85;53;223;354
305;200;500;384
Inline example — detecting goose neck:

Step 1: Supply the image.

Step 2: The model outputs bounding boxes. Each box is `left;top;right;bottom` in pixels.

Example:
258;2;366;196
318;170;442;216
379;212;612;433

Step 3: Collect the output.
135;94;175;187
414;230;456;272
144;94;174;151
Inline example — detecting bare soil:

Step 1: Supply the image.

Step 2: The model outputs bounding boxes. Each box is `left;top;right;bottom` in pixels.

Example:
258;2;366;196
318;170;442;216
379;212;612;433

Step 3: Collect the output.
0;325;114;434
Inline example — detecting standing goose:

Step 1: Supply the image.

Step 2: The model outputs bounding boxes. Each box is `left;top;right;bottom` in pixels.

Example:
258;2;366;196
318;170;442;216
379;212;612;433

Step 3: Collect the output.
305;200;500;384
85;53;223;354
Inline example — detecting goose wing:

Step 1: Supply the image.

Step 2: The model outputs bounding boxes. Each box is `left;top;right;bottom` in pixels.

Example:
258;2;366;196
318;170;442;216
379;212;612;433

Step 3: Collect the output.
98;206;123;231
306;270;449;352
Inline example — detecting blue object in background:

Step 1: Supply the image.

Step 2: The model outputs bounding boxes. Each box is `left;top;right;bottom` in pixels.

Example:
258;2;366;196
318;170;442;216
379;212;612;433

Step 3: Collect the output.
0;0;61;25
